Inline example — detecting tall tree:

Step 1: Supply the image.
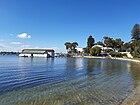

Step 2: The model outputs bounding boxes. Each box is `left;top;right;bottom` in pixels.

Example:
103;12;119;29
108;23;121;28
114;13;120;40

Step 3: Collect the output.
71;42;78;53
64;42;71;53
131;24;140;41
87;35;95;48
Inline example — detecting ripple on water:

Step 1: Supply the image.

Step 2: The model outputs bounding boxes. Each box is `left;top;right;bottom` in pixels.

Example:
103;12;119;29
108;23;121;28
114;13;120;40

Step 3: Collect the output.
0;56;140;105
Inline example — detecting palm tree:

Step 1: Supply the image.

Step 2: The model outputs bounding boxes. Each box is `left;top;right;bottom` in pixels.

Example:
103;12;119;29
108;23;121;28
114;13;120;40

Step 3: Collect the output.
71;42;78;53
64;42;71;53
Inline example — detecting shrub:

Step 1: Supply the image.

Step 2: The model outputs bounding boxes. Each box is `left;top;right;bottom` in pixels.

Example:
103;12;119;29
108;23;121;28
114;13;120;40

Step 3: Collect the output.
90;47;101;56
109;51;124;57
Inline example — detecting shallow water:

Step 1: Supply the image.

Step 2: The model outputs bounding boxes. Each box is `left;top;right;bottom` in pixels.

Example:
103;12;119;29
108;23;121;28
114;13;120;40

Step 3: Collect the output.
0;55;140;105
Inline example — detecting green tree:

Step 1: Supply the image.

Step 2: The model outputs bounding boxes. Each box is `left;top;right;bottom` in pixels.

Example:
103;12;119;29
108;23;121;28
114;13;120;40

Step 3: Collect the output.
130;40;140;57
87;35;95;48
71;42;78;53
104;37;124;52
95;41;105;46
64;42;71;53
90;46;101;56
121;42;131;52
114;38;124;51
131;24;140;41
103;36;114;48
83;47;90;54
64;42;78;53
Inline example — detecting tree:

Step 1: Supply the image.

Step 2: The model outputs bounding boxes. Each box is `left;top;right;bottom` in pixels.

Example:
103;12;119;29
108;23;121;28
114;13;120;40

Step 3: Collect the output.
103;36;114;48
90;46;101;56
87;35;95;48
114;38;124;51
95;41;105;46
64;42;78;53
71;42;78;53
130;40;140;57
103;37;124;52
64;42;71;53
131;24;140;41
121;42;131;52
83;47;90;54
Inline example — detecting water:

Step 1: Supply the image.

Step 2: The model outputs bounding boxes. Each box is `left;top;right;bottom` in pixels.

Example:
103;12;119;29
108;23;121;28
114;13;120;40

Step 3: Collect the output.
0;55;140;105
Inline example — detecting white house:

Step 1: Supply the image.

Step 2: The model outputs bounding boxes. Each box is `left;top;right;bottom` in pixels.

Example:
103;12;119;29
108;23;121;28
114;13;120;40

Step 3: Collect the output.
92;45;114;53
120;52;133;58
75;48;84;53
19;49;55;58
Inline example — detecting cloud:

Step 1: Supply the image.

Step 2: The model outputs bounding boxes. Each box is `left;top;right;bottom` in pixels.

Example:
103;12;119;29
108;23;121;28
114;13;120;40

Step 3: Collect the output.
17;33;31;39
11;42;22;45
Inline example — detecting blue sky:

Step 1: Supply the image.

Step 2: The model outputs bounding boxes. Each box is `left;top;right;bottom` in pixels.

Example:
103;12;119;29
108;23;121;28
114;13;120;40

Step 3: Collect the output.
0;0;140;52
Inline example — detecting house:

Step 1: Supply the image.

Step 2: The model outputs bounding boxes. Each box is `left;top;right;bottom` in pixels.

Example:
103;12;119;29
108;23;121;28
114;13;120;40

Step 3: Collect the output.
120;52;133;58
19;49;55;58
75;48;84;53
92;45;114;53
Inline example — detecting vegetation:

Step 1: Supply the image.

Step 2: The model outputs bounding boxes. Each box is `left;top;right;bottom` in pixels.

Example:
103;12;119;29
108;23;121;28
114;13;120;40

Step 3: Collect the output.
90;46;101;56
130;24;140;57
109;51;127;58
64;42;78;53
83;35;95;54
103;37;124;51
64;23;140;58
87;35;95;48
131;24;140;41
95;41;104;46
0;52;20;55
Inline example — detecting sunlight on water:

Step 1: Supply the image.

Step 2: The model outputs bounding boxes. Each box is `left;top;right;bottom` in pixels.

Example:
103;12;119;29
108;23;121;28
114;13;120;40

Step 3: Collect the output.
0;55;140;105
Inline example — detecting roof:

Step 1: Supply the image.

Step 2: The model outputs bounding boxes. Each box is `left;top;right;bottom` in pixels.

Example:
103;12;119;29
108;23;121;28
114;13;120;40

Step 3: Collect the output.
22;49;54;54
103;47;113;50
92;45;103;48
75;48;83;52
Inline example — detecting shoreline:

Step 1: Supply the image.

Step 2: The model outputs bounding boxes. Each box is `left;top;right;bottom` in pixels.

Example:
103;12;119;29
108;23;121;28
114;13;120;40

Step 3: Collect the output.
73;55;140;63
73;55;140;105
120;83;140;105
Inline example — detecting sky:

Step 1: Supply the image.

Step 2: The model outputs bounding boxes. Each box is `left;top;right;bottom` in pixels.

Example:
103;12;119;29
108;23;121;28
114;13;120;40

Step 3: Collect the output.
0;0;140;52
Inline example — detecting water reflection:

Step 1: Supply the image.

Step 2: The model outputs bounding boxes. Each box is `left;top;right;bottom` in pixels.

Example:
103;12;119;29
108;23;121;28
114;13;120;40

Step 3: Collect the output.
129;62;140;88
75;58;84;71
0;56;140;105
86;59;105;77
86;59;95;76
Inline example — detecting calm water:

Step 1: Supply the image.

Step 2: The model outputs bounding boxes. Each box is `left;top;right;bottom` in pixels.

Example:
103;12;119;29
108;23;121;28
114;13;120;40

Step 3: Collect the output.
0;55;140;105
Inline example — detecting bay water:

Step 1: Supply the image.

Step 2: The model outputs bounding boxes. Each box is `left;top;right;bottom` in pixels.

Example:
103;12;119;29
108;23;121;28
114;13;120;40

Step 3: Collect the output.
0;55;140;105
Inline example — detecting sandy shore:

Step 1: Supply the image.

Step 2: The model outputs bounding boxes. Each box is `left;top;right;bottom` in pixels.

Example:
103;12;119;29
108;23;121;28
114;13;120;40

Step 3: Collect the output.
111;57;140;63
82;56;140;63
73;56;140;105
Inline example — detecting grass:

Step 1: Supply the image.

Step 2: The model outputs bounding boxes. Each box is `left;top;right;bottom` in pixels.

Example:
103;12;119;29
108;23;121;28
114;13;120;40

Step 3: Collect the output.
132;58;140;60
